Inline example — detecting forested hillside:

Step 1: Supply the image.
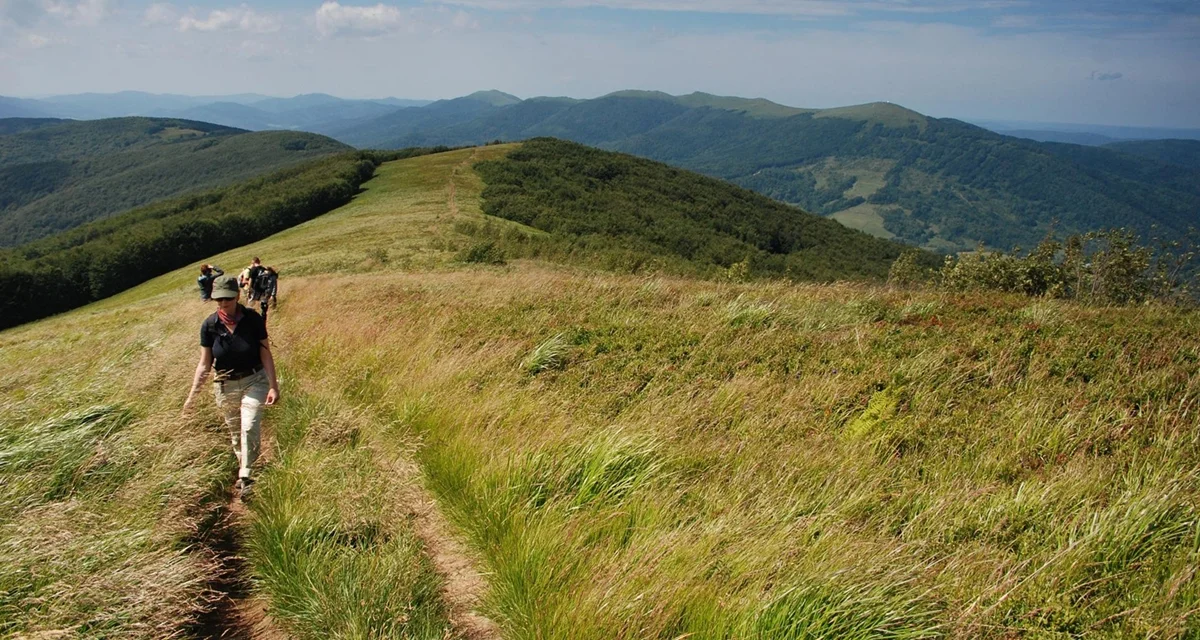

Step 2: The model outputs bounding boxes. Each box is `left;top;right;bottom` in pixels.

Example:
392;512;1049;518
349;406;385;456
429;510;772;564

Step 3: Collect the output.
0;147;447;329
475;138;934;280
1103;139;1200;170
333;92;1200;252
0;117;351;245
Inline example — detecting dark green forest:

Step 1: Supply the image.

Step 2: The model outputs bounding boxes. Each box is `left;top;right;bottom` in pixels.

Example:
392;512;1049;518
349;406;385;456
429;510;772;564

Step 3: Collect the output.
474;138;937;281
1102;139;1200;171
0;147;447;330
0;117;351;246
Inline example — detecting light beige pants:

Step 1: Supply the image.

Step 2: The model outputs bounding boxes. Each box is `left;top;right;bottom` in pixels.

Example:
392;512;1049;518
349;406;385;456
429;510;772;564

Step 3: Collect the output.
213;369;268;479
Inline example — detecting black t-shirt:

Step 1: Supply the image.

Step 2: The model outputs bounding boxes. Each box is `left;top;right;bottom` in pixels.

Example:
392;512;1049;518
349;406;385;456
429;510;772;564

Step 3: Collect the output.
200;306;268;374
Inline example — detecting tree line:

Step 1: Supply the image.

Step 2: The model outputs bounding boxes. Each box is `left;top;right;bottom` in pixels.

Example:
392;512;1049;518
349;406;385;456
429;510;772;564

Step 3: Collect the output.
0;147;448;330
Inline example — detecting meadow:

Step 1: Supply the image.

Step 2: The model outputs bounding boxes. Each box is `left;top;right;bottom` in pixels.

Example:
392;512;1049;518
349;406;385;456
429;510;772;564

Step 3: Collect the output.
1;145;1196;639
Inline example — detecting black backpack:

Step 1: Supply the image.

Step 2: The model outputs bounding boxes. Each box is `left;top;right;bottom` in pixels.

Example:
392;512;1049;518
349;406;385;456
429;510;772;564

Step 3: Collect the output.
254;269;273;296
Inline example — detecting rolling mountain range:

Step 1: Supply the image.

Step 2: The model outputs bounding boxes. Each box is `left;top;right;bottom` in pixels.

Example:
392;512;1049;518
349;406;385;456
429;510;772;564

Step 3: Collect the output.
5;89;1199;255
327;90;1200;253
0;117;351;246
0;91;430;133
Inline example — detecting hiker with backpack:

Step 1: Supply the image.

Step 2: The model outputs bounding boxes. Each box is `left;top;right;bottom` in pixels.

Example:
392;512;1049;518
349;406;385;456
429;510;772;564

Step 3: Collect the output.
182;273;280;500
241;257;266;302
197;264;224;301
255;266;279;323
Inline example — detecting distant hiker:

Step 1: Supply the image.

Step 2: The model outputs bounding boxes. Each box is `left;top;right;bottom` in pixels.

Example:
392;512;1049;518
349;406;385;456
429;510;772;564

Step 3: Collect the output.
256;266;279;324
197;264;224;301
241;257;266;302
182;274;280;500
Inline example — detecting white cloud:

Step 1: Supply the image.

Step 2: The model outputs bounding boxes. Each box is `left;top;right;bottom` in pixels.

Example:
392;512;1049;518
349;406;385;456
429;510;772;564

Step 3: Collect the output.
143;2;177;26
451;9;478;29
425;0;1025;17
43;0;110;25
315;1;405;38
179;5;281;33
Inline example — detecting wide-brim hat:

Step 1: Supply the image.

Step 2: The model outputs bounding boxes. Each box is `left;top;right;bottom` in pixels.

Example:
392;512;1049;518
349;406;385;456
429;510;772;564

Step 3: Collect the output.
211;274;240;299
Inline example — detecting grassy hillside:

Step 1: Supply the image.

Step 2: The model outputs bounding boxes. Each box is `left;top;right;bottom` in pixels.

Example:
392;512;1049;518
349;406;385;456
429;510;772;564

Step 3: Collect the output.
2;144;1196;639
0;117;352;245
333;92;1200;253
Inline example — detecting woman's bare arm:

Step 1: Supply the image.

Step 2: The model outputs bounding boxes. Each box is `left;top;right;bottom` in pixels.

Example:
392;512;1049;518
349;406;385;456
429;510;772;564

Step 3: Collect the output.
260;340;280;405
183;346;214;413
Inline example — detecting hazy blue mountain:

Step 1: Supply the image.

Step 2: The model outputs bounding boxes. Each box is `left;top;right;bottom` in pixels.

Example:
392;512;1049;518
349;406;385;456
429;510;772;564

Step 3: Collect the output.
374;97;433;108
1000;130;1119;145
329;93;517;147
166;102;278;130
1103;139;1200;171
976;119;1200;142
0;92;425;132
0;97;55;119
252;93;347;112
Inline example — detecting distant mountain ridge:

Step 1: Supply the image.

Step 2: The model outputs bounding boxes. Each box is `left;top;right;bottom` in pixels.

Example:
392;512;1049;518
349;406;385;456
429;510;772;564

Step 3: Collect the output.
0;117;351;245
0;91;432;133
7;89;1199;252
328;91;1200;252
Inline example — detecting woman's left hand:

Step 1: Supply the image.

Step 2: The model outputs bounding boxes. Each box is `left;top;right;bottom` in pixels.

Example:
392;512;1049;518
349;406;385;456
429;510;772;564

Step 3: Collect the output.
266;388;279;405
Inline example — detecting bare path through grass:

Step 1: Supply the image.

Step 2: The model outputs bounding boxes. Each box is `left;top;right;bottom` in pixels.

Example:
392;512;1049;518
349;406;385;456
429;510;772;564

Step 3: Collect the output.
189;499;289;640
373;442;501;640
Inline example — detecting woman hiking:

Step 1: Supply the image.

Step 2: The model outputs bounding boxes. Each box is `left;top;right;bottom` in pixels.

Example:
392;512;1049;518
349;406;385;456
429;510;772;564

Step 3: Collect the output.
182;274;280;499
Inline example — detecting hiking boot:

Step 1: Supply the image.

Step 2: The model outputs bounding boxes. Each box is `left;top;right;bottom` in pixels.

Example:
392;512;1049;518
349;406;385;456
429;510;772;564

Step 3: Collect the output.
235;477;255;501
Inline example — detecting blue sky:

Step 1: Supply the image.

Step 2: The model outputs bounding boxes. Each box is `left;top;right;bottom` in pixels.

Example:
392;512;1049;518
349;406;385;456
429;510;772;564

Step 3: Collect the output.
2;0;1197;127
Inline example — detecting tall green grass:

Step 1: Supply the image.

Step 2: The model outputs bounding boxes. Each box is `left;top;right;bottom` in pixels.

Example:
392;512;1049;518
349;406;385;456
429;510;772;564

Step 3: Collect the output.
243;393;454;639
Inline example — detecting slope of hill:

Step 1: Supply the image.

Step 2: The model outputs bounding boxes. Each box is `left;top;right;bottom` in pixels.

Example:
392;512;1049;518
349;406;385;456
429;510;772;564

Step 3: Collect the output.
0;117;352;245
475;138;931;280
2;145;1195;639
333;93;1200;252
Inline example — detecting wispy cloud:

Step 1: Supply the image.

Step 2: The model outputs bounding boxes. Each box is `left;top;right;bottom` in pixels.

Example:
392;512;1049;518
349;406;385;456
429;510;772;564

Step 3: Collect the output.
43;0;110;25
179;5;280;33
314;1;406;37
428;0;1027;16
143;2;177;26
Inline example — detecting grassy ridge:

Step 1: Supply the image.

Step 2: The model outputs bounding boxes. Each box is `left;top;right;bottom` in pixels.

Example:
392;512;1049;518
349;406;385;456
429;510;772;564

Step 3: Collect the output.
2;144;1197;638
0;117;351;245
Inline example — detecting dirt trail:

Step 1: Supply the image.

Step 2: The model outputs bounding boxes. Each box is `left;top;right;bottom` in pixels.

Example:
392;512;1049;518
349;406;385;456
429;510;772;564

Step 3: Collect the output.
381;451;502;640
189;498;288;640
446;147;480;218
190;436;289;640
